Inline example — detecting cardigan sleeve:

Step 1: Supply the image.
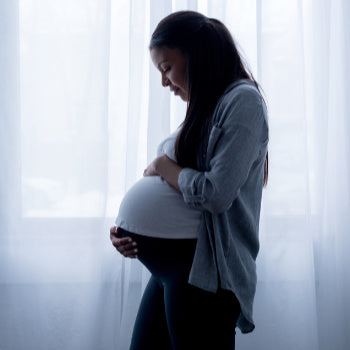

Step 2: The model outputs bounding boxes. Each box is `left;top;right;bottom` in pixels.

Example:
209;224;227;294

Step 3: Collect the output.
178;89;268;215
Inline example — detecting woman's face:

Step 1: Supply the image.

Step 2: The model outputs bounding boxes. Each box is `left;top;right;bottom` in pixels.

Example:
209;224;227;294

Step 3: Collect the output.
150;47;188;102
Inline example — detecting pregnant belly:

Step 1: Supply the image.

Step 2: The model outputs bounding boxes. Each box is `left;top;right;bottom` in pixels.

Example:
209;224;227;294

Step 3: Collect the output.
115;176;201;238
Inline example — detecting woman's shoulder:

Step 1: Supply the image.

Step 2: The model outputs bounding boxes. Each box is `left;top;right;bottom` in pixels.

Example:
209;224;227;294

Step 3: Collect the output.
221;79;263;107
213;79;268;139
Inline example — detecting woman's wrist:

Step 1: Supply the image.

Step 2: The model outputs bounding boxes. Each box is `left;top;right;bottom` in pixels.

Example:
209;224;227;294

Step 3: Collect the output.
156;155;183;192
154;155;164;174
156;154;170;173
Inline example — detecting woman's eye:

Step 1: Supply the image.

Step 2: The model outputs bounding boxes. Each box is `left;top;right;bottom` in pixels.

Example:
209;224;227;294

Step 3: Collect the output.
163;67;170;73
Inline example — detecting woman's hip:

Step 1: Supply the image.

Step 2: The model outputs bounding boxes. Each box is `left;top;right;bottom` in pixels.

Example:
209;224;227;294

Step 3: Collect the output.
119;228;197;280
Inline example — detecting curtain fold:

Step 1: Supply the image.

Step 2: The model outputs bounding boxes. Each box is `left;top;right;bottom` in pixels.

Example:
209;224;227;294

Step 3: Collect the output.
308;0;350;348
0;1;349;349
0;1;21;235
0;2;22;347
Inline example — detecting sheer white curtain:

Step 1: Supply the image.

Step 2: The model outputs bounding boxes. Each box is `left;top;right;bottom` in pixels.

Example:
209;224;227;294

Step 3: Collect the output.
1;0;349;349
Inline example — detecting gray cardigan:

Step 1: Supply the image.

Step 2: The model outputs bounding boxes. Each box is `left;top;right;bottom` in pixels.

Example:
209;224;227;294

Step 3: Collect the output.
178;79;269;333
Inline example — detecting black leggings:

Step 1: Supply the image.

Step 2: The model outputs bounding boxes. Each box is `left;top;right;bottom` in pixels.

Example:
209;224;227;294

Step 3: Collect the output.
120;229;241;350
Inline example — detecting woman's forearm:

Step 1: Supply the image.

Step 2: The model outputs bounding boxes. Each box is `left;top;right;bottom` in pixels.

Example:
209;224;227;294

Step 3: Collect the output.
156;155;183;192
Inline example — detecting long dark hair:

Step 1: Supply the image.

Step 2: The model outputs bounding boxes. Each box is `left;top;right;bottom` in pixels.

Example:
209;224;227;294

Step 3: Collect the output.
150;11;268;186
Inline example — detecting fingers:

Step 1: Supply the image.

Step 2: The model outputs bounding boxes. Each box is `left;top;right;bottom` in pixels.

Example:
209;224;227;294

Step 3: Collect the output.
117;239;138;258
143;160;158;177
110;225;120;238
111;237;134;250
143;168;151;177
110;226;138;259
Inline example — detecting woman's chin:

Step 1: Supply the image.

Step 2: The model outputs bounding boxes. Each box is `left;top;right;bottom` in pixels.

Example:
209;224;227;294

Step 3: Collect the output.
179;93;188;102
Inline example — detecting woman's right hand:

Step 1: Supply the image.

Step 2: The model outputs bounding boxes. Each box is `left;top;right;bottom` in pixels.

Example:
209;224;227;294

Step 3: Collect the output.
110;226;138;258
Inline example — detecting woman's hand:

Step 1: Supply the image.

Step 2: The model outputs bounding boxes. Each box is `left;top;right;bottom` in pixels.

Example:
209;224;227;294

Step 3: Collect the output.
144;154;183;192
110;226;138;258
143;156;161;177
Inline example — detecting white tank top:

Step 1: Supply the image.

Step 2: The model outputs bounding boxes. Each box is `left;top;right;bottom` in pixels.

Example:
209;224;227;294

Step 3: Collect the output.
115;131;201;238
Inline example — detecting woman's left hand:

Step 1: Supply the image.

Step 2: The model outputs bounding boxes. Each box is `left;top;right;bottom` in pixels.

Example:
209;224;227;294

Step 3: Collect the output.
143;154;183;192
143;156;162;177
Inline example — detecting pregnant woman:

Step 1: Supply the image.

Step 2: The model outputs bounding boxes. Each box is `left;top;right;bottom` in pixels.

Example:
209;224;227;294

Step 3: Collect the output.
110;11;269;350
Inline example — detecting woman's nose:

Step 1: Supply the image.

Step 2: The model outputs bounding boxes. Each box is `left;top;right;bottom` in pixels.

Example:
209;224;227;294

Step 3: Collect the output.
161;74;169;87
